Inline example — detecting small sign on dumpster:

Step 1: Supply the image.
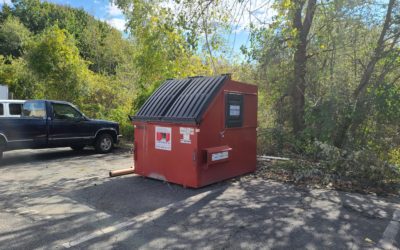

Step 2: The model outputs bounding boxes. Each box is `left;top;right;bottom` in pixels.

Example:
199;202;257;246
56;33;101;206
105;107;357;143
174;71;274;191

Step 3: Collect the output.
179;127;194;144
155;126;171;151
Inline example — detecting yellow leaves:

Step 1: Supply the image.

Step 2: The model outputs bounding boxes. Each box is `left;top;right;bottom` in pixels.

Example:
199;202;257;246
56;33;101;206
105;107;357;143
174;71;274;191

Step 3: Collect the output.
282;0;292;9
150;16;159;23
389;148;400;166
25;26;97;102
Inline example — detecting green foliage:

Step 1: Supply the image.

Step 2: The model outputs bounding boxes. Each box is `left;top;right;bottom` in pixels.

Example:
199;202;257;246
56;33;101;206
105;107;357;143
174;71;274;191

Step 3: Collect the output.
0;56;38;98
114;0;215;112
12;0;87;36
389;148;400;166
247;1;400;191
10;0;134;75
0;1;136;138
128;6;196;85
265;141;400;192
27;26;89;102
314;141;400;189
79;20;134;75
0;16;31;58
251;0;400;158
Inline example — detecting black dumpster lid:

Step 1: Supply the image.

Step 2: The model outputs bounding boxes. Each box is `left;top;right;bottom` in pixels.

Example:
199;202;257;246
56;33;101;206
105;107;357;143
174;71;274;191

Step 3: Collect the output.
132;75;227;124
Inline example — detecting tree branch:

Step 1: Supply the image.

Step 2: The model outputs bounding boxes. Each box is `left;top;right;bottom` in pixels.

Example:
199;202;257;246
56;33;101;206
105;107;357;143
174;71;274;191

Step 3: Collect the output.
202;15;216;74
352;0;395;98
302;0;317;36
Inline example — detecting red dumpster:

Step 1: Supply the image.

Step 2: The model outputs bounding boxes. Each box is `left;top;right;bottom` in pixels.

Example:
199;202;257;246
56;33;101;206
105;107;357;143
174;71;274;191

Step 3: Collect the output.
131;75;257;188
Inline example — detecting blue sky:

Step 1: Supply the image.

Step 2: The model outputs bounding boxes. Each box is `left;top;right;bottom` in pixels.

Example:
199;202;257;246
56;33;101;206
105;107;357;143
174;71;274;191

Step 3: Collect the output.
0;0;275;57
45;0;127;30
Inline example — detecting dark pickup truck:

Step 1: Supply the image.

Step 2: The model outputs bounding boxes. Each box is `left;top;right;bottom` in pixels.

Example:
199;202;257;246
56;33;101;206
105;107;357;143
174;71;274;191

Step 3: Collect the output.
0;100;121;159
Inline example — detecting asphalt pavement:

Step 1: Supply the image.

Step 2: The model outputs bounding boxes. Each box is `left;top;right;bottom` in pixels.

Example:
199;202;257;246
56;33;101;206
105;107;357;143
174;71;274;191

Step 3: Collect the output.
0;148;399;249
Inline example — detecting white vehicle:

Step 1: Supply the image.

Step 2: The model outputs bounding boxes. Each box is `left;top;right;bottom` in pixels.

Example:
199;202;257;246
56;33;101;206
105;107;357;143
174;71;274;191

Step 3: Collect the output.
0;100;25;118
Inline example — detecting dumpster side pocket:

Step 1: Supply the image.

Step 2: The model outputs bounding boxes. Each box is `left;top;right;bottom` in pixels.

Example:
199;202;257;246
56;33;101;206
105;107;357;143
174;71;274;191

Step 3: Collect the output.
203;146;232;166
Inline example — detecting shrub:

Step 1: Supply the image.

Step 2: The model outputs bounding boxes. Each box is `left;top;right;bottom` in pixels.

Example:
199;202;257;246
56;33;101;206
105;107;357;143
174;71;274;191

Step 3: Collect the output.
314;141;400;190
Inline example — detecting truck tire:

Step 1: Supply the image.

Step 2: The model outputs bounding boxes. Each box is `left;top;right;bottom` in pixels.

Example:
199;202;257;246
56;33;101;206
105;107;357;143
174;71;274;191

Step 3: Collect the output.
71;145;85;151
0;139;4;161
95;133;114;154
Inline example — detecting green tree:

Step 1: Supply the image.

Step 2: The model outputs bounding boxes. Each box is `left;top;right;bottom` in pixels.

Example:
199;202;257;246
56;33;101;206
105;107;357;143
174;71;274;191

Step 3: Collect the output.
0;56;38;99
10;0;134;76
0;16;31;57
79;20;134;75
334;0;400;147
27;26;89;103
114;0;214;110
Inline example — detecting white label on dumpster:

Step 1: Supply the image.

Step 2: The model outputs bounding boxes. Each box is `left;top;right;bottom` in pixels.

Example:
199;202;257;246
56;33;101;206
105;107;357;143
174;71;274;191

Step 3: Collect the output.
180;127;194;144
229;105;241;116
212;151;229;161
155;126;172;151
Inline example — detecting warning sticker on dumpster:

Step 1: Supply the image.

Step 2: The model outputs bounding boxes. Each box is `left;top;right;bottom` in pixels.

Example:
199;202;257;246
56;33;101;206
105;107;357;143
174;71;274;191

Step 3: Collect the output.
180;127;194;144
212;151;229;161
155;126;172;151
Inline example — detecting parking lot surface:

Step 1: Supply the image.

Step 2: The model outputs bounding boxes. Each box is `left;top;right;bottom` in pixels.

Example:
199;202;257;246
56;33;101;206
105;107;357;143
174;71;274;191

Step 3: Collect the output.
0;148;399;249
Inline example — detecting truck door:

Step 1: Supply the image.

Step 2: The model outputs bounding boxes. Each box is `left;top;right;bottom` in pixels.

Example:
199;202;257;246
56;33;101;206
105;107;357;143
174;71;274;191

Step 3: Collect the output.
48;103;93;146
6;101;48;148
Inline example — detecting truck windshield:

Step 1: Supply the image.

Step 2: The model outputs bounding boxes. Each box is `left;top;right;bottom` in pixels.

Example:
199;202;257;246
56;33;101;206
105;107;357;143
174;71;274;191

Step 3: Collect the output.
22;101;46;119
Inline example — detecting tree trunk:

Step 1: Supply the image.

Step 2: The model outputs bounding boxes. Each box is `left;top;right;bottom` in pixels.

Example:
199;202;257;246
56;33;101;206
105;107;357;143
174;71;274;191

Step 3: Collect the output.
291;0;317;134
333;0;396;148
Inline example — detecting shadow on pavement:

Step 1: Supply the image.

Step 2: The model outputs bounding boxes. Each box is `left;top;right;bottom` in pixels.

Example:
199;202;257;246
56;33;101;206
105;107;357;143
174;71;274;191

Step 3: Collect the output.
67;175;226;217
0;147;129;167
0;173;228;249
66;179;389;249
0;162;397;249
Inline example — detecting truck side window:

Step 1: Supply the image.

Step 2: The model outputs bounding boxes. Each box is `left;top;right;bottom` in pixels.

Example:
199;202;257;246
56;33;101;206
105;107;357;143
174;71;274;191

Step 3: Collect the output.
225;93;243;128
9;104;22;116
22;101;46;119
52;103;82;120
0;104;3;116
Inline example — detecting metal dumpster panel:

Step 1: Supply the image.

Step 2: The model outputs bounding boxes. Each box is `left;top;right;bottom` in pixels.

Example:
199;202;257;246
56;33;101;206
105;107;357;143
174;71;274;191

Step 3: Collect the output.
133;78;192;122
134;122;200;187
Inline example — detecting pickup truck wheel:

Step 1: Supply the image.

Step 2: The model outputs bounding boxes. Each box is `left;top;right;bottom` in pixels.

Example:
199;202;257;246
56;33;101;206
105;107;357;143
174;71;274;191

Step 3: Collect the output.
95;134;114;154
71;146;85;151
0;140;4;161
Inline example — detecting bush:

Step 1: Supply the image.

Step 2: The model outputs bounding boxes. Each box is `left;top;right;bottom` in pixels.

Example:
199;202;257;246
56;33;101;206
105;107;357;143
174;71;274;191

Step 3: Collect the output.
258;138;400;193
314;141;400;190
